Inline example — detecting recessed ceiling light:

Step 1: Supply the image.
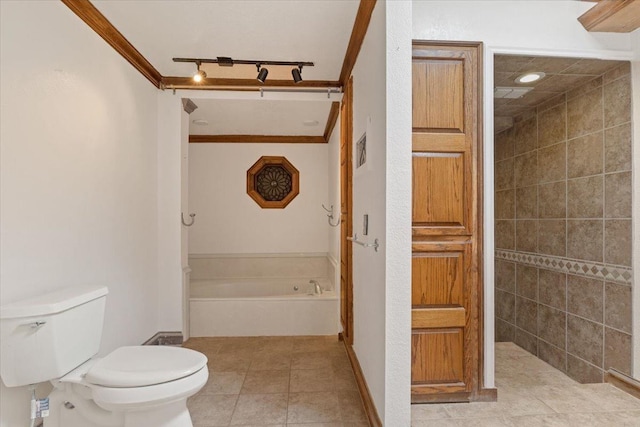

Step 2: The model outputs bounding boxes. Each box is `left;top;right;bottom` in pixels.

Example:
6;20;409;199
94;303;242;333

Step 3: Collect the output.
303;120;319;126
192;119;209;126
515;72;545;84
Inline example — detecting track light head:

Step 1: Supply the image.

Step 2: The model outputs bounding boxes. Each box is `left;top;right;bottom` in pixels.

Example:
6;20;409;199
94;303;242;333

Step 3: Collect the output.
256;65;268;83
193;62;206;83
292;66;303;84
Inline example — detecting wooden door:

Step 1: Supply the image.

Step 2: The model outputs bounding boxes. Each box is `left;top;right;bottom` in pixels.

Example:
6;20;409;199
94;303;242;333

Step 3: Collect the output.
411;42;484;403
340;77;354;344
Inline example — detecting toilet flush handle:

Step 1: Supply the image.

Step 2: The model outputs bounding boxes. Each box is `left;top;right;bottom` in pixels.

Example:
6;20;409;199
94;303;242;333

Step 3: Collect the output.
24;321;46;329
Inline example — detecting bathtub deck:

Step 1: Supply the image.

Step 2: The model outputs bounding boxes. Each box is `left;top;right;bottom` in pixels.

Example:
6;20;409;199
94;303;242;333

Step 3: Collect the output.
183;335;369;426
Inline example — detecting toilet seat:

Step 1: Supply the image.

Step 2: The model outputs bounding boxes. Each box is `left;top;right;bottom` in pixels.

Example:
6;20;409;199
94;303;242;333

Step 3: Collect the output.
85;346;207;387
58;346;209;412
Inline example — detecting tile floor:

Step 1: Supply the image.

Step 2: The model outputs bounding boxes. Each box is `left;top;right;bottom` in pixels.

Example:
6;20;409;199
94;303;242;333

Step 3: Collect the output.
183;335;368;427
412;342;640;426
185;338;640;426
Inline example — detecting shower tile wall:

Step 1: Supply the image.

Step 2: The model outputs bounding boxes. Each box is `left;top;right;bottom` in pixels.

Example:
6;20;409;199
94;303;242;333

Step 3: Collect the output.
494;62;633;383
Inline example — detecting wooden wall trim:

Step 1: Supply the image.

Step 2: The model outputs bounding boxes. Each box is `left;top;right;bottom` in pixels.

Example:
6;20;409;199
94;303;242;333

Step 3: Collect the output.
339;0;377;86
189;134;327;144
61;0;162;88
605;369;640;400
162;76;342;89
343;342;383;427
578;0;640;32
323;102;340;142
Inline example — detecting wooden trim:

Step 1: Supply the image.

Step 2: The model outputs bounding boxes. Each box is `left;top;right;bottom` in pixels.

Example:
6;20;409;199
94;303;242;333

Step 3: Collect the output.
339;0;377;86
605;369;640;400
474;388;498;402
474;42;491;402
412;308;466;328
343;342;382;427
324;102;340;141
412;392;471;404
246;156;299;209
578;0;640;32
162;76;341;89
61;0;162;88
189;135;327;144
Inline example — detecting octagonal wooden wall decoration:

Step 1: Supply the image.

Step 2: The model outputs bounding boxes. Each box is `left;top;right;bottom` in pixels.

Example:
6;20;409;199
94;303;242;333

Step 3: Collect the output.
247;156;300;209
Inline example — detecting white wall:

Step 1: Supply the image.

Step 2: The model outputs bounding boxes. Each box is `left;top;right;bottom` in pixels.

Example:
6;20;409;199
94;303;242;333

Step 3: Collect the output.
412;0;637;387
188;143;329;254
0;2;160;426
327;120;341;267
350;2;388;421
384;2;413;425
156;94;186;332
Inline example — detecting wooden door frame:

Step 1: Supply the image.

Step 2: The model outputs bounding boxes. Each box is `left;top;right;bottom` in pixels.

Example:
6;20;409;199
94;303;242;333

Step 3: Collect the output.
340;76;354;345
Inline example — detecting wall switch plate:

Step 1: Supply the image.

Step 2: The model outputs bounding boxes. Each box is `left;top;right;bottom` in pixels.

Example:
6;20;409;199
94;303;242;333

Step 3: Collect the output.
363;214;369;236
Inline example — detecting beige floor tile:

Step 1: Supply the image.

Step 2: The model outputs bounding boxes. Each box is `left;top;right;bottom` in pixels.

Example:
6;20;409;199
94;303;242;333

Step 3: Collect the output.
337;390;368;422
291;352;335;370
444;402;505;419
241;370;290;394
200;371;246;395
411;404;451;420
332;367;358;391
287;392;341;423
577;383;640;411
188;393;238;427
290;369;335;393
230;393;288;425
248;353;292;371
208;353;252;372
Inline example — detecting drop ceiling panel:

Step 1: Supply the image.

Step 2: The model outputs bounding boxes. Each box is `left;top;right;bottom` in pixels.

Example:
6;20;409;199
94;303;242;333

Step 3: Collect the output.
188;99;331;136
91;0;360;80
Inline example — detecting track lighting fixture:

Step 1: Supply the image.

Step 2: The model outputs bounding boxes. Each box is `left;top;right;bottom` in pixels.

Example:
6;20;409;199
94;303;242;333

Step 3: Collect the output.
174;57;314;84
256;64;269;83
292;66;303;84
192;61;206;83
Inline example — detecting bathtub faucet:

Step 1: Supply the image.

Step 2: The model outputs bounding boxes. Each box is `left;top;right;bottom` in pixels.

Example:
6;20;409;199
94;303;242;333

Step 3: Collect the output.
309;280;323;295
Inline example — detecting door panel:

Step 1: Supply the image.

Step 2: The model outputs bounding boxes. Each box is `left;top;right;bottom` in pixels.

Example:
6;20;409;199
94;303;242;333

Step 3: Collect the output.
411;42;483;403
411;330;465;384
412;154;465;226
412;253;464;306
412;61;465;132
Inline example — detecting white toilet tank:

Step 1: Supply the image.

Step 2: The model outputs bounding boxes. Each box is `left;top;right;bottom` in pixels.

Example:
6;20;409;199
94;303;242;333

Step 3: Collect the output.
0;285;108;387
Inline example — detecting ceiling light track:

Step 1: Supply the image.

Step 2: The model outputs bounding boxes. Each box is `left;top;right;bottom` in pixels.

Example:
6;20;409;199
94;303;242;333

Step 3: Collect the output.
173;57;314;84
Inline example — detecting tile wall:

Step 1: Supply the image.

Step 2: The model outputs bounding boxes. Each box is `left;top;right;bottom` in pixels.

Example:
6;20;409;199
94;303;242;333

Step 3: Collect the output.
494;62;633;383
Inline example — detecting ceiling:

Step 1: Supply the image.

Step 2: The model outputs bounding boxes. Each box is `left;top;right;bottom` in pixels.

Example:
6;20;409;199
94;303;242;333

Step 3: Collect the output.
188;99;332;136
87;0;360;138
92;0;360;81
494;54;627;133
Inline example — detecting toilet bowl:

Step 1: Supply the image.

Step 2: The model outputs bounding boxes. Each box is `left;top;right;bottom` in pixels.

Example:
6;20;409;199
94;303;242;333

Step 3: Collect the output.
0;285;208;427
48;346;208;427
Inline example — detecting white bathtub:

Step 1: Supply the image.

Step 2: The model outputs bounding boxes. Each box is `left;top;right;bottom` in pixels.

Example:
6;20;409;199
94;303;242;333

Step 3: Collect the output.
189;278;339;337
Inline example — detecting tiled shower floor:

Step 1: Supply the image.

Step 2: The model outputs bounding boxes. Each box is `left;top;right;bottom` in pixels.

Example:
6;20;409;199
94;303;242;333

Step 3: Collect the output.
183;335;368;426
412;342;640;426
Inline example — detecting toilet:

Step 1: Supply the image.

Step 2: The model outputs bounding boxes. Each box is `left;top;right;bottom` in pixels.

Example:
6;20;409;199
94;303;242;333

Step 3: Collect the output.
0;285;208;427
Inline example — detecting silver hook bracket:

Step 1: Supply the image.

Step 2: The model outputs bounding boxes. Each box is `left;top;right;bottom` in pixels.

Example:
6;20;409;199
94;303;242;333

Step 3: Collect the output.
322;204;340;227
181;212;195;227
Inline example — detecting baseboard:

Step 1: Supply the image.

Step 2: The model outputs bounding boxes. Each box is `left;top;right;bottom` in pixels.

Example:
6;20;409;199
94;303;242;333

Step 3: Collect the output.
475;387;498;402
143;331;183;346
343;342;382;427
605;368;640;400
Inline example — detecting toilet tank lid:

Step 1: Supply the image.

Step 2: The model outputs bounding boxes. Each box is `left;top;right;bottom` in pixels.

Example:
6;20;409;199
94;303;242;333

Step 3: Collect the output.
0;285;108;319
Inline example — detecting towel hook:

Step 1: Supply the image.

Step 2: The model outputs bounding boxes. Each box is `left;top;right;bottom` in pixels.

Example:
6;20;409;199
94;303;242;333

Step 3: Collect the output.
322;204;341;227
181;212;195;227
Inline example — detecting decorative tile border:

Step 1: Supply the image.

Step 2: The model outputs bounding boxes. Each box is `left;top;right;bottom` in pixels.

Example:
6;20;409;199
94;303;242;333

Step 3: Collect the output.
495;250;632;285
